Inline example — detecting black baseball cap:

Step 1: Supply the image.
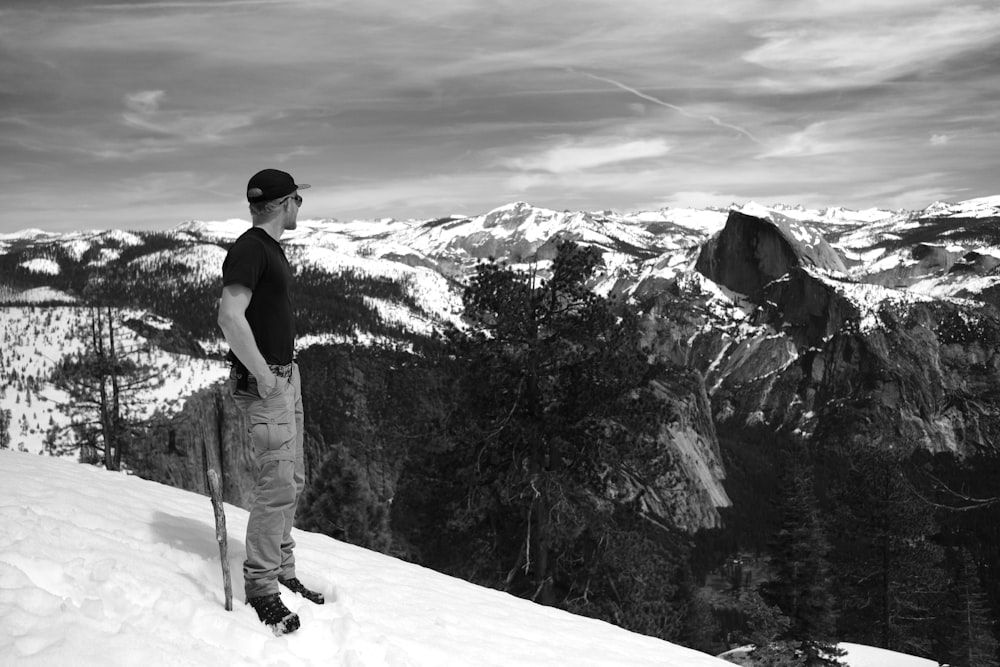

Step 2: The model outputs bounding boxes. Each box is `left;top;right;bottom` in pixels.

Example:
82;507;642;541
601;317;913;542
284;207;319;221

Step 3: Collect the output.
246;169;311;203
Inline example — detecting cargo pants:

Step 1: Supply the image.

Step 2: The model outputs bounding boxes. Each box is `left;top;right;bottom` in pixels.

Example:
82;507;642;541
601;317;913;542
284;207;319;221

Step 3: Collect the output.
230;362;305;599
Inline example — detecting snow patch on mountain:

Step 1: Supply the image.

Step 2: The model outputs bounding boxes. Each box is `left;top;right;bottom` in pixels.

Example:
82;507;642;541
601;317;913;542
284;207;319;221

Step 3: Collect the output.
922;195;1000;219
0;228;59;241
89;247;122;266
910;273;1000;299
173;218;253;241
292;245;463;331
59;238;94;262
808;269;983;334
626;208;729;234
102;229;144;246
130;244;229;284
735;201;899;227
0;286;78;304
18;258;60;275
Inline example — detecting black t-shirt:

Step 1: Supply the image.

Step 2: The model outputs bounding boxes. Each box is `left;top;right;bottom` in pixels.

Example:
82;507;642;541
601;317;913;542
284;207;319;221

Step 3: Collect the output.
222;227;295;365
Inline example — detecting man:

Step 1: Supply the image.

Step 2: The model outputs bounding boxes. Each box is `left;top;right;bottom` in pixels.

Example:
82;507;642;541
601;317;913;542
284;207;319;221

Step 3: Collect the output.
217;168;324;636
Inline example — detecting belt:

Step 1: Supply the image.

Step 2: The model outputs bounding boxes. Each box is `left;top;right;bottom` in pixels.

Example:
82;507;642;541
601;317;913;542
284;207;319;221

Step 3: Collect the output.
268;363;293;379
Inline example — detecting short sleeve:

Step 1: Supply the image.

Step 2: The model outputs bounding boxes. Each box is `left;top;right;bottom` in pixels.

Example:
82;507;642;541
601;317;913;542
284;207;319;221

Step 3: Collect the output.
222;236;267;291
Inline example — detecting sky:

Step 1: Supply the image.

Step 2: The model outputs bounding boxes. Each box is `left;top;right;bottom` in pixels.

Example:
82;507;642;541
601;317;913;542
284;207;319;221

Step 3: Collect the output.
0;450;939;666
1;0;999;233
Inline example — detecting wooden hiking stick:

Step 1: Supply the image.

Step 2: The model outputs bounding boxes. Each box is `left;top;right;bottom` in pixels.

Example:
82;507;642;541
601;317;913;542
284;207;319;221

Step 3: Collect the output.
207;468;233;611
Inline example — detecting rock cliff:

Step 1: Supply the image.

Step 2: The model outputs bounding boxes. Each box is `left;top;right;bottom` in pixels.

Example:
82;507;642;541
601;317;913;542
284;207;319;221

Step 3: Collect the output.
679;208;1000;457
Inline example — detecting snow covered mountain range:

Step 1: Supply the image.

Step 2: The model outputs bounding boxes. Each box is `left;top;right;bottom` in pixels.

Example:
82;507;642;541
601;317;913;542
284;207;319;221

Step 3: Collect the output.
3;194;999;460
7;193;1000;313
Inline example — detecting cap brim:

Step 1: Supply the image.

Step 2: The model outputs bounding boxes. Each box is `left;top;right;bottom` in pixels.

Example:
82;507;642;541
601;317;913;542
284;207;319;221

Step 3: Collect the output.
297;184;311;190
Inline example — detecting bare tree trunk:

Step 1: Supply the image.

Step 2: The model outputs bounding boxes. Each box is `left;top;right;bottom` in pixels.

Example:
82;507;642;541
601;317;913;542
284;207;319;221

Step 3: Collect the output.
207;468;233;611
215;391;226;500
90;308;115;470
525;368;555;606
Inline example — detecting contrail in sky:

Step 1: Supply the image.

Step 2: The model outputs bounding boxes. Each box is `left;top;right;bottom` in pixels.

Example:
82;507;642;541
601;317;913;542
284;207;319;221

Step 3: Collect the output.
570;69;761;145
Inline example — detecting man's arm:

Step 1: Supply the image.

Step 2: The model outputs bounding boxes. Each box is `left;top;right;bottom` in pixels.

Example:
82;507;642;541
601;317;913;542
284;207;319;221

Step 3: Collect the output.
217;283;277;396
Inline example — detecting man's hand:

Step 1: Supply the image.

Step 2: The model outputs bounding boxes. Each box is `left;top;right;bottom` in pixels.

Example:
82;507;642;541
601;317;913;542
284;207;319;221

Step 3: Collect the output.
257;370;279;397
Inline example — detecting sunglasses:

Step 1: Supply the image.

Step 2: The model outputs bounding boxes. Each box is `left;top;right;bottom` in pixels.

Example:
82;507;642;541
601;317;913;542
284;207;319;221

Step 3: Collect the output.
279;193;303;206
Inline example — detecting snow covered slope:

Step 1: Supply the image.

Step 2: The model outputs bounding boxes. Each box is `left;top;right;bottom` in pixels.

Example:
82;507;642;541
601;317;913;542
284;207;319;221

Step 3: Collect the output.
0;451;728;667
0;452;946;667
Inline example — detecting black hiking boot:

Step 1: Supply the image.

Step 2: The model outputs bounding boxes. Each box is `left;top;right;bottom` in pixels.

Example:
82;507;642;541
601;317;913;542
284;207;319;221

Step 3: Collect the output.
247;593;300;636
279;577;325;605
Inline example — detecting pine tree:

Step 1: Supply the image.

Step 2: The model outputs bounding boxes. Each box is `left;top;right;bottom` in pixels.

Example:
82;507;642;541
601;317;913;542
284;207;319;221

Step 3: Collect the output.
828;443;946;657
936;548;998;667
763;450;840;665
563;509;696;641
446;240;675;609
296;444;392;552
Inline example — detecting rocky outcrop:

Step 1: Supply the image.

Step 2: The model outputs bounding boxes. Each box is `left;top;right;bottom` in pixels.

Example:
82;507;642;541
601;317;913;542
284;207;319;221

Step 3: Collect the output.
681;245;1000;457
722;296;1000;456
644;371;730;530
753;268;863;347
131;382;255;507
695;209;847;297
642;206;1000;460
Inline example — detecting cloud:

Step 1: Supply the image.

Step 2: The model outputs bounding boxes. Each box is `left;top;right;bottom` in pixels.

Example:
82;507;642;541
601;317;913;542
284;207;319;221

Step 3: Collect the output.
568;69;762;144
756;122;869;159
1;0;999;232
124;90;165;115
499;137;670;174
121;89;255;144
743;4;1000;91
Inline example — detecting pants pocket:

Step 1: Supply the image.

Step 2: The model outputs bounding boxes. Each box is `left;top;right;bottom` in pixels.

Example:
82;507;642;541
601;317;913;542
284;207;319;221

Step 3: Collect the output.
232;373;287;400
248;418;295;462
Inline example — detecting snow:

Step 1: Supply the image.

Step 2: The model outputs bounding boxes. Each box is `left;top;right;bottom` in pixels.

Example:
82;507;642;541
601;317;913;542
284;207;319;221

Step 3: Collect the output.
59;238;94;262
363;296;437;336
785;221;824;249
911;273;1000;298
290;245;463;331
735;201;773;220
0;229;58;241
0;453;947;667
922;195;1000;219
129;244;228;285
626;208;729;235
89;247;122;266
18;258;60;275
0;287;77;304
732;202;897;227
838;643;937;667
101;229;144;246
0;451;729;667
173;218;252;241
0;307;228;455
